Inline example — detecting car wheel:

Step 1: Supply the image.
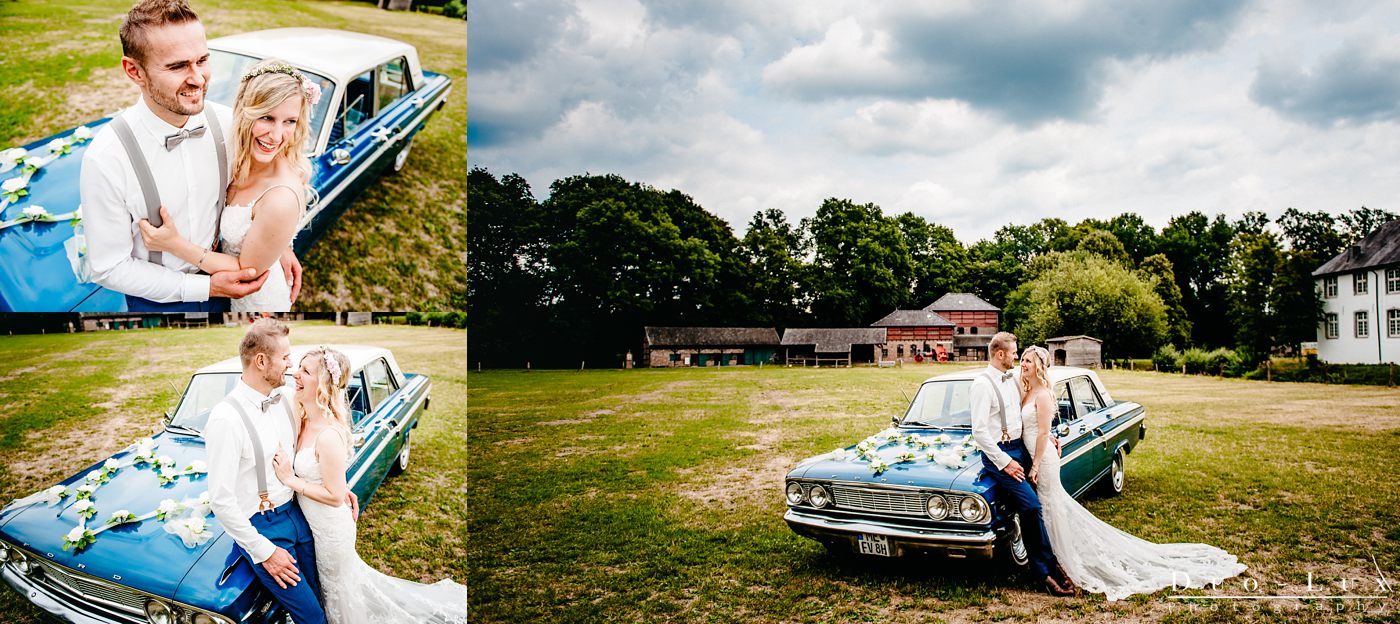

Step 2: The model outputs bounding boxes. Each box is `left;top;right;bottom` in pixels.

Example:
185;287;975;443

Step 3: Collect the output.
392;136;414;173
388;431;411;476
997;514;1030;568
1103;448;1126;496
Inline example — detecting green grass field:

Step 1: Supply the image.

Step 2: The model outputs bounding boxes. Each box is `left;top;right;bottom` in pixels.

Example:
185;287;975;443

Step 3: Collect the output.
0;0;466;310
0;321;466;623
469;365;1400;623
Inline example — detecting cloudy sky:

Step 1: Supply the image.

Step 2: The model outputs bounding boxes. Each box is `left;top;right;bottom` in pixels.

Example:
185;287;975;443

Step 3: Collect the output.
468;0;1400;241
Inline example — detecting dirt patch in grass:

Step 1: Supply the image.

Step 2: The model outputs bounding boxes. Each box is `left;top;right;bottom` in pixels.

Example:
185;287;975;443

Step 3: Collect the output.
540;418;595;426
9;412;158;495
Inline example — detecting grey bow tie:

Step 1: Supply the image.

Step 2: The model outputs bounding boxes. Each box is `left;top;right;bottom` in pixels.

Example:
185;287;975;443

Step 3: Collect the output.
259;395;280;413
164;125;206;150
1001;371;1014;382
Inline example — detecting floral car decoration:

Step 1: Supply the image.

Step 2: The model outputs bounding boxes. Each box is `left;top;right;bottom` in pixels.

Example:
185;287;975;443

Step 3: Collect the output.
0;345;430;624
0;28;452;311
783;366;1147;564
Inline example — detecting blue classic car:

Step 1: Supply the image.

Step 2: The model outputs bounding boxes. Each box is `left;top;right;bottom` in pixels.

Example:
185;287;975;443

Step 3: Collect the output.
0;345;430;624
0;28;453;312
784;367;1146;564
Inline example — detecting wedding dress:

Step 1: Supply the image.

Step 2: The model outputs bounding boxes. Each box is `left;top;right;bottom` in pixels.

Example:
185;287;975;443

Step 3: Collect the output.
1022;401;1246;601
293;436;468;623
220;184;294;312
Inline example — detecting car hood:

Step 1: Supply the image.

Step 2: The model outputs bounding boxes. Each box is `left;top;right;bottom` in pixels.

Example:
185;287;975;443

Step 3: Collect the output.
0;431;228;600
787;429;991;495
0;119;124;312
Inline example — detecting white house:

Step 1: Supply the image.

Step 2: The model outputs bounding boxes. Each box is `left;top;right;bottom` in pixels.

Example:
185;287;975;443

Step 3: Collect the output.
1313;220;1400;364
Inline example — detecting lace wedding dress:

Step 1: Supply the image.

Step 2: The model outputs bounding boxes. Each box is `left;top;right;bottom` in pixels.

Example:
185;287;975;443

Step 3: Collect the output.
293;441;468;623
1022;402;1246;601
220;185;294;312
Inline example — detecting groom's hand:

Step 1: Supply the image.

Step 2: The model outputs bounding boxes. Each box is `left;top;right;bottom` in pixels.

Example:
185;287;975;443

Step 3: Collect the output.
210;268;269;299
279;248;302;303
262;547;301;589
1003;459;1026;482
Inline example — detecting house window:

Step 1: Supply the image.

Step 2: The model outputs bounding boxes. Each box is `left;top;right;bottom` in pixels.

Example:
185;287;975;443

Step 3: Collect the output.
1354;273;1369;295
1390;309;1400;338
956;327;964;334
1323;276;1337;298
1325;313;1339;339
1355;311;1369;338
970;327;978;335
1389;268;1400;293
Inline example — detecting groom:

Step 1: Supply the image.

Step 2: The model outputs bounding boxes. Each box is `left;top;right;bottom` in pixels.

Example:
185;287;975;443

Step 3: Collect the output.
970;331;1075;596
205;319;360;624
79;0;300;311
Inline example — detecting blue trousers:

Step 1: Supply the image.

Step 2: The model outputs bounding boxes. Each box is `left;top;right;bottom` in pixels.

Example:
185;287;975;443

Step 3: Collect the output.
983;439;1058;578
235;501;325;624
125;295;229;312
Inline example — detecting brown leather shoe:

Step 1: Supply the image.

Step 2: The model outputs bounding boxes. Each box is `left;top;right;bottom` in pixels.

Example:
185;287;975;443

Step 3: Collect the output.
1043;575;1074;596
1053;562;1077;592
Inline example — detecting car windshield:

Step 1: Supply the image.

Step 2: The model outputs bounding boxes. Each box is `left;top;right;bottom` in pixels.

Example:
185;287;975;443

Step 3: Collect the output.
206;49;336;153
900;380;974;428
168;372;293;433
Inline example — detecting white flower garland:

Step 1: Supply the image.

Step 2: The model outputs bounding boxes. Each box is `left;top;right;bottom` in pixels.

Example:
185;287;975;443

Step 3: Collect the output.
0;127;91;232
3;436;212;553
828;428;981;475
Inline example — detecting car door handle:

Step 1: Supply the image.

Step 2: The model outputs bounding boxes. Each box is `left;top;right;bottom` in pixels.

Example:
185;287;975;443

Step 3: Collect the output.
352;432;367;449
330;148;351;166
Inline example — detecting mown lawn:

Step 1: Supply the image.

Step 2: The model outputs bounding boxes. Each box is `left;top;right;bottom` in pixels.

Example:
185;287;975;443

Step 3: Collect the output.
0;0;465;310
468;365;1400;623
0;321;466;623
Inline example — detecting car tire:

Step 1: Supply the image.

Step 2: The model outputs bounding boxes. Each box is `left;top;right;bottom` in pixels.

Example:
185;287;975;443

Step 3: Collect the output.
392;136;414;173
388;431;411;476
1102;447;1126;496
996;514;1031;568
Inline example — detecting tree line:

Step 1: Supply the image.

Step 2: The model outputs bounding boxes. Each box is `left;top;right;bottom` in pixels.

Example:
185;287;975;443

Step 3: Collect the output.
467;166;1395;368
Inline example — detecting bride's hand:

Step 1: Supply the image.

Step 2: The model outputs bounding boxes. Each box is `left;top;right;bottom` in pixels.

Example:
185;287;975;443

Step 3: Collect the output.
138;206;185;253
271;447;294;484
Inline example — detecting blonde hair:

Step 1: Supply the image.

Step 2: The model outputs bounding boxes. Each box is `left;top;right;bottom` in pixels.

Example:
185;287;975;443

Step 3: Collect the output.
231;59;313;194
1020;345;1051;395
988;331;1017;360
239;317;288;368
296;346;353;458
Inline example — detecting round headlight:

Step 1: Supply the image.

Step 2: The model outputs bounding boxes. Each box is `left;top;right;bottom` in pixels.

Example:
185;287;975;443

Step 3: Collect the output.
0;543;10;563
958;495;989;523
809;485;830;508
925;494;949;520
785;482;804;505
145;599;177;624
12;551;34;576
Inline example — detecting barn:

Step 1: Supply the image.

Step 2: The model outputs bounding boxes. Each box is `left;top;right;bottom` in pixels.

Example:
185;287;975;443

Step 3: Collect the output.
1046;335;1103;368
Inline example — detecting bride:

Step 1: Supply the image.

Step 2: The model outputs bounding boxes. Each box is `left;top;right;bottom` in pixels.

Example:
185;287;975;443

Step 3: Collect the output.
139;58;311;312
269;347;467;623
1019;345;1246;601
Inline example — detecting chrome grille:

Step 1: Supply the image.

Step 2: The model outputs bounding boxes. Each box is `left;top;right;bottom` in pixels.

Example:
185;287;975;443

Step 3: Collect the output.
831;485;927;516
34;558;145;614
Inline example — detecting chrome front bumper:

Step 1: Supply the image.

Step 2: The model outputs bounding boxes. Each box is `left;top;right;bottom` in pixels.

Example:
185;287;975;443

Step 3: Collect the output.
1;565;145;624
784;508;1002;558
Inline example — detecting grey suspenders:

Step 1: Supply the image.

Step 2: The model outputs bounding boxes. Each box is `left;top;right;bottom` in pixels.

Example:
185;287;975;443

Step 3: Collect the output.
979;372;1011;442
109;110;227;267
221;394;298;515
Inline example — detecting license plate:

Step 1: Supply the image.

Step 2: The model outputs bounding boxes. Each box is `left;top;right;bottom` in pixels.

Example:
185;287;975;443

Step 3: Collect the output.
857;533;891;557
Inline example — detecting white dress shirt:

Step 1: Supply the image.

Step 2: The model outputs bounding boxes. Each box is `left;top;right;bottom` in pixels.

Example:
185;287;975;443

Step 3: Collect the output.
79;97;232;303
970;364;1025;470
205;379;295;564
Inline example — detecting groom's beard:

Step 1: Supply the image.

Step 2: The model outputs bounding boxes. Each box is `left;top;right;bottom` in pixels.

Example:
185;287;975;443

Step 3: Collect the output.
151;83;205;117
260;367;284;391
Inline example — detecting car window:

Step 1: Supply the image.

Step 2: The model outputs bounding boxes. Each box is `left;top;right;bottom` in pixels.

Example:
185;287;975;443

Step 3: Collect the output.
1052;381;1075;425
335;69;375;140
376;56;414;111
364;358;397;412
207;50;334;153
170;372;292;432
1068;376;1105;418
901;380;973;428
347;370;369;426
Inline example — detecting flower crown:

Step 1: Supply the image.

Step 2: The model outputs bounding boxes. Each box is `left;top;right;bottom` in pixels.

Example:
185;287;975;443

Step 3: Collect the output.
241;62;323;106
1023;345;1051;368
319;348;342;387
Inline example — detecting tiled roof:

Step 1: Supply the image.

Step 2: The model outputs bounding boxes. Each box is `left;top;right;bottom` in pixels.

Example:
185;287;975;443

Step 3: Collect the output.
1313;220;1400;277
644;327;780;346
870;310;955;327
781;328;887;353
924;293;1000;312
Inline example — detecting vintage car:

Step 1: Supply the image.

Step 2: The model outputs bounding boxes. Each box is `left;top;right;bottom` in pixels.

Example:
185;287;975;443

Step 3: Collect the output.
0;344;430;624
784;366;1146;564
0;27;453;312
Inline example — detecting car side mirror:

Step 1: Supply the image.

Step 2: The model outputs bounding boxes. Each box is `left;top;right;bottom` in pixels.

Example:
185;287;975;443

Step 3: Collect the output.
891;416;900;428
1056;423;1070;437
331;148;351;166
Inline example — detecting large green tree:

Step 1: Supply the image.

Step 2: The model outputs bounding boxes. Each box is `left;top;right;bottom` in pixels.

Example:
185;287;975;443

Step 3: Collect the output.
466;167;549;367
740;208;808;326
1004;251;1168;357
803;198;914;325
1227;231;1284;365
1137;253;1192;348
1160;212;1236;348
898;213;970;305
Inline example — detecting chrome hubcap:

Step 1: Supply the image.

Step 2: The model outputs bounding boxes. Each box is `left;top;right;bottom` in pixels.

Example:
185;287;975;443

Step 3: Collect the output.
1112;454;1125;490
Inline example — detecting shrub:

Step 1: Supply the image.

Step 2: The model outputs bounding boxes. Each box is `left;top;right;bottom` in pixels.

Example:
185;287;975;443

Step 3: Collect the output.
1152;345;1182;372
443;0;466;19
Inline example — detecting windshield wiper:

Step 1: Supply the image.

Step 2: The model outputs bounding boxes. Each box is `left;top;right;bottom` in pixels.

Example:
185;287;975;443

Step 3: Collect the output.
165;423;202;436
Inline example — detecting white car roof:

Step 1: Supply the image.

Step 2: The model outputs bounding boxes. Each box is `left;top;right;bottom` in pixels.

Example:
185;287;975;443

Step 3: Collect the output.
195;344;395;377
208;28;424;86
921;365;1114;404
